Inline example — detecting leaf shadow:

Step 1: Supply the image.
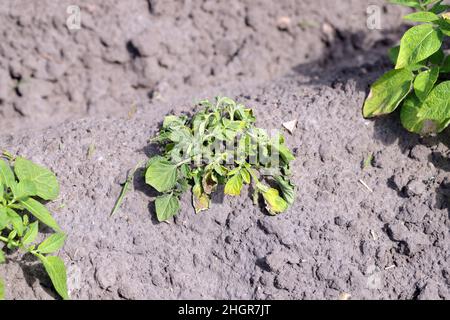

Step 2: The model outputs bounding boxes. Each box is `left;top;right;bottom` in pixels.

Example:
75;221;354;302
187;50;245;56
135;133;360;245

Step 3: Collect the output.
17;254;61;300
290;26;406;90
131;166;160;226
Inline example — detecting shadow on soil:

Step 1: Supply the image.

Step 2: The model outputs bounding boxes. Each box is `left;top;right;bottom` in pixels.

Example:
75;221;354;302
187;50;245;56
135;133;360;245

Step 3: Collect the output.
291;28;403;88
18;254;60;300
132;165;160;225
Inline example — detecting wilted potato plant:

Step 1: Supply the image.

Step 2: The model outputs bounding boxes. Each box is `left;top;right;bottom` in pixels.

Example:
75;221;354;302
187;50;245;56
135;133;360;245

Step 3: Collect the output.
145;97;296;222
363;0;450;135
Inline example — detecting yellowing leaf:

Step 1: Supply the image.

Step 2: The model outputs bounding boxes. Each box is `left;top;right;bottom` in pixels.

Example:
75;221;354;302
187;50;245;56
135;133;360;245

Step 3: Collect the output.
193;193;210;213
202;171;217;195
224;174;243;196
261;187;288;215
240;168;251;184
363;69;414;118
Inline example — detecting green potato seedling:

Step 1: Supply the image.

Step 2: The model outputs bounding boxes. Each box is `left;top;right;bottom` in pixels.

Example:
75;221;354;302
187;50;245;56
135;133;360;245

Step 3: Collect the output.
363;0;450;136
145;97;296;222
0;152;68;300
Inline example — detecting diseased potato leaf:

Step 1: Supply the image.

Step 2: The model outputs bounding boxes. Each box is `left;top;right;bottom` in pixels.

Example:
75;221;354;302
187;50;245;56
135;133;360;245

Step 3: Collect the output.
261;187;288;215
143;97;296;221
224;173;243;196
363;69;414;118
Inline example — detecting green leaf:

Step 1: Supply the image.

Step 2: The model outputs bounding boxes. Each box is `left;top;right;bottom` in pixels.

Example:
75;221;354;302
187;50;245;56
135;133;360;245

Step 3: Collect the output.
0;206;8;229
224;174;243;196
6;208;24;237
146;97;296;219
37;255;69;300
270;134;295;164
145;157;178;193
0;159;15;189
38;233;67;254
403;12;439;22
155;194;180;222
260;187;288;215
396;24;443;69
275;176;295;205
14;157;59;201
0;251;5;264
414;66;440;102
22;214;29;226
400;95;426;134
19;197;62;232
417;81;450;123
388;0;421;9
278;144;295;163
400;95;449;135
7;230;17;241
11;180;37;200
169;128;192;143
363;69;414;117
213;164;228;176
110;161;143;217
0;278;4;300
22;221;38;246
163;115;187;129
217;96;237;109
240;168;251;184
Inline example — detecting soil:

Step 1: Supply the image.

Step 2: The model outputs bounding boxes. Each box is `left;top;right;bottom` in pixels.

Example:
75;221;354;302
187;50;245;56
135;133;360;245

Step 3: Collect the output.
0;0;449;300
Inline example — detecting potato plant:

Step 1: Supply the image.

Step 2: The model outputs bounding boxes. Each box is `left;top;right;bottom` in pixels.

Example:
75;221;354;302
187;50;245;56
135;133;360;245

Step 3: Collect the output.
145;97;296;222
363;0;450;135
0;153;68;300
